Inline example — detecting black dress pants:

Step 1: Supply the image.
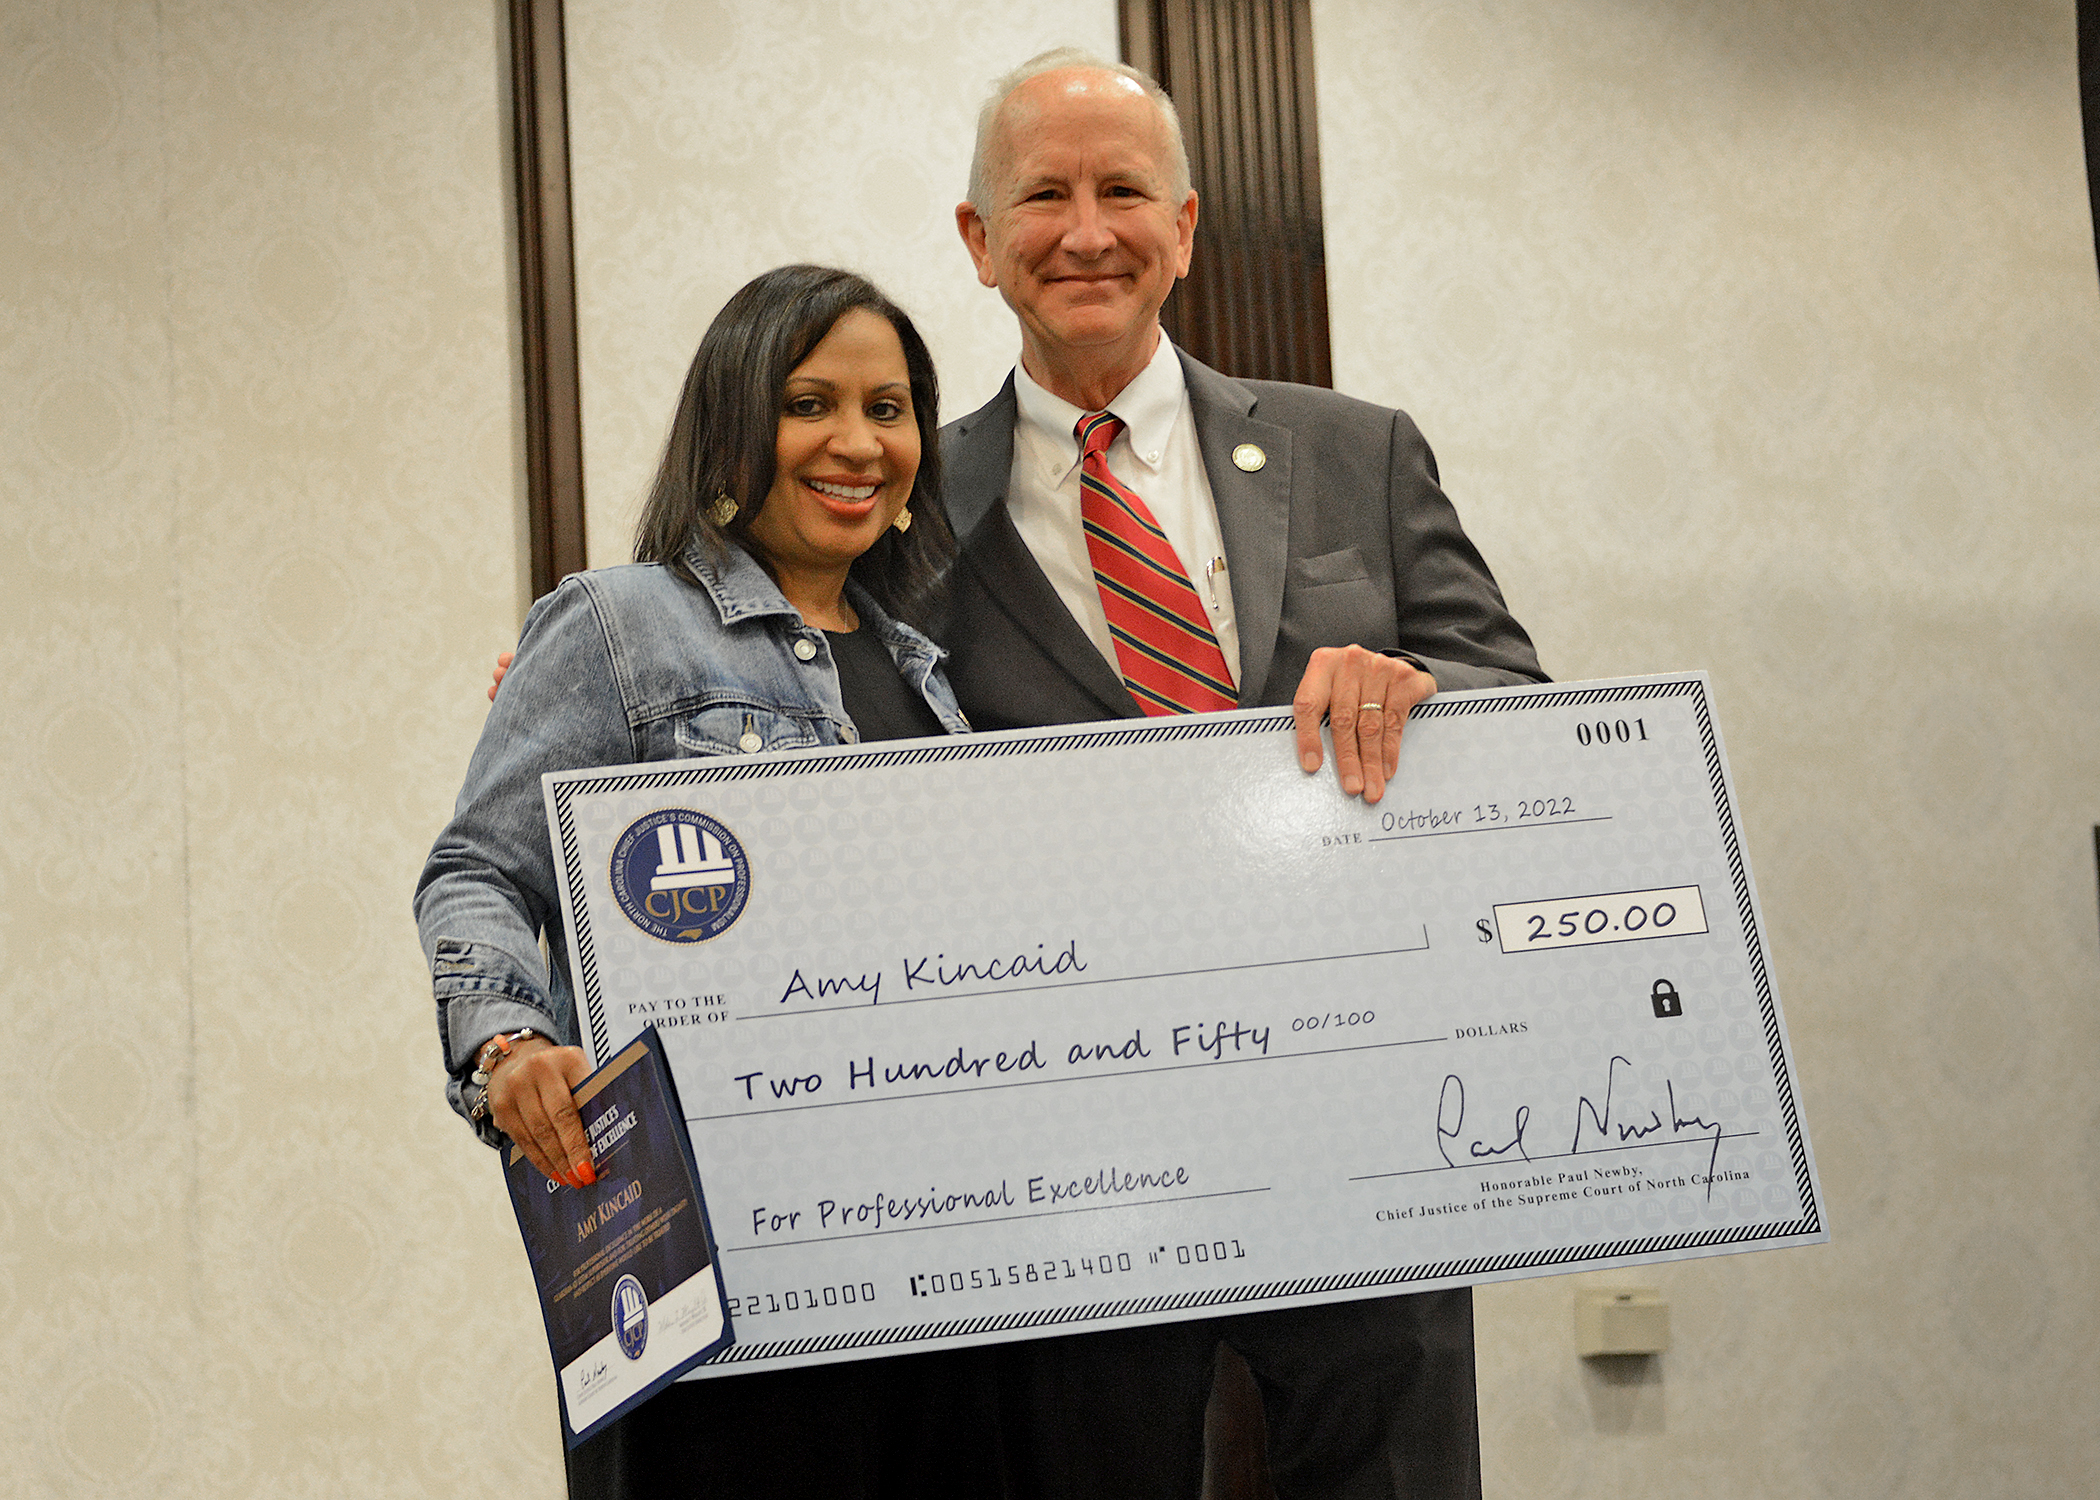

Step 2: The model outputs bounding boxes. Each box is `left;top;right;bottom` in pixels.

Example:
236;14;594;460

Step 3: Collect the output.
989;1290;1480;1500
564;1346;1014;1499
565;1289;1479;1500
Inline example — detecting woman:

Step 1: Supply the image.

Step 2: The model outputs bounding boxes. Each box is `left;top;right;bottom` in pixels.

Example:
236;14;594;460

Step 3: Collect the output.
416;265;1005;1496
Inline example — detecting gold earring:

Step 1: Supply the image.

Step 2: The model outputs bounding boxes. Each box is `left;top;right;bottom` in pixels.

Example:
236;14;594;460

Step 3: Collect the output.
891;505;913;534
707;492;738;526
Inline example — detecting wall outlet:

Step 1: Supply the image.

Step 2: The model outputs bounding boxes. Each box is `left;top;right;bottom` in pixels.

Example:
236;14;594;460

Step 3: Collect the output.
1575;1288;1670;1357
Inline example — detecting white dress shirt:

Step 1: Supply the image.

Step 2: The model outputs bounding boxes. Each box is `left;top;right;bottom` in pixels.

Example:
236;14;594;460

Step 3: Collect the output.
1007;333;1242;689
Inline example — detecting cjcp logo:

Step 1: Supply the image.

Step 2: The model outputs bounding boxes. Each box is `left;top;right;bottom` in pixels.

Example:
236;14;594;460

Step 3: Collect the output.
609;808;750;943
611;1273;649;1361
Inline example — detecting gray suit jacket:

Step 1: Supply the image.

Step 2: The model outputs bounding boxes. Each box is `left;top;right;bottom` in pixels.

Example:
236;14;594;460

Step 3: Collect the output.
936;348;1545;728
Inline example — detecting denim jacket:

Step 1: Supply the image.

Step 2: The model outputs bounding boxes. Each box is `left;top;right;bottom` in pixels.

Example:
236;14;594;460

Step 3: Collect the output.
414;540;968;1141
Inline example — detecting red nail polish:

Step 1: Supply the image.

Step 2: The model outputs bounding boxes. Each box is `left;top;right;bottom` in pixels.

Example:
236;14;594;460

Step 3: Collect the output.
574;1159;597;1187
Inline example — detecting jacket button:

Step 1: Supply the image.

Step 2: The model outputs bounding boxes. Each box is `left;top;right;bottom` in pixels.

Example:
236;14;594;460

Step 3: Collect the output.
793;638;818;661
737;731;763;754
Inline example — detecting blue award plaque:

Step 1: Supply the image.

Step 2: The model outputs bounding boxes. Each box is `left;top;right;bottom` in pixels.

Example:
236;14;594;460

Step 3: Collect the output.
503;1027;732;1445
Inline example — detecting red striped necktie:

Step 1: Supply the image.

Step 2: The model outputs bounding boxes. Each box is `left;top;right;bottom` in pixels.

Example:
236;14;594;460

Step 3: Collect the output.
1075;411;1236;715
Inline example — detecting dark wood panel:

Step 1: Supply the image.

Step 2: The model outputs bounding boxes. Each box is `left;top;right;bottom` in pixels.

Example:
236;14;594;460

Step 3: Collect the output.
2082;0;2100;286
1123;0;1334;387
506;0;587;598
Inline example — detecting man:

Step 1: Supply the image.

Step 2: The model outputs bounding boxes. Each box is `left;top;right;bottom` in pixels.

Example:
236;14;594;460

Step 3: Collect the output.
942;50;1541;797
936;48;1544;1500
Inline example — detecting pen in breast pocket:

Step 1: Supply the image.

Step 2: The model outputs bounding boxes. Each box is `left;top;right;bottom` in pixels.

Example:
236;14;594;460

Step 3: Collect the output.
1203;556;1226;610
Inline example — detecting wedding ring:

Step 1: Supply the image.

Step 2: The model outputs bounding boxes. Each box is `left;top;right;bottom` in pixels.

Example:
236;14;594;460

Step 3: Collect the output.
1358;702;1383;712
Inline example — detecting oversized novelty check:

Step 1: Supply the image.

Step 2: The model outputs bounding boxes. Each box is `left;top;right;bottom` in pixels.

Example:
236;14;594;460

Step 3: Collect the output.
544;673;1823;1377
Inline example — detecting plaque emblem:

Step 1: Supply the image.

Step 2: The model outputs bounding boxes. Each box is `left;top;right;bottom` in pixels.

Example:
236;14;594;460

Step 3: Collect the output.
611;1273;649;1360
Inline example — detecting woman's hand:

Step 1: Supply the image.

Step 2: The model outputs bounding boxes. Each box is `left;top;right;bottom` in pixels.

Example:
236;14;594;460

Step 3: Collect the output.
485;1036;597;1188
487;651;513;702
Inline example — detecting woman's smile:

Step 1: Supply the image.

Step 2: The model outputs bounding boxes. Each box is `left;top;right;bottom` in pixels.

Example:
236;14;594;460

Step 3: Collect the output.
802;475;885;515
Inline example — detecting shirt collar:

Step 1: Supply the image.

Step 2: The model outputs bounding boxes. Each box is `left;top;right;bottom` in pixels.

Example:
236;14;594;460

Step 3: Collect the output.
1012;331;1187;478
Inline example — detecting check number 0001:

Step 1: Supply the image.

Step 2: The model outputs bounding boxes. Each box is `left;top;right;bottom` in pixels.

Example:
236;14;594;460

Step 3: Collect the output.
1491;885;1709;953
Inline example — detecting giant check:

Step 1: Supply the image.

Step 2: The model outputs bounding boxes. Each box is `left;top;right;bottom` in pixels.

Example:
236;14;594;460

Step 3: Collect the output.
544;673;1823;1376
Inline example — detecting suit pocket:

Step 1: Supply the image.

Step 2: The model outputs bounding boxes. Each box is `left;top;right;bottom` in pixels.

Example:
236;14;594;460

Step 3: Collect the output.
1289;548;1370;587
673;705;821;757
1274;547;1396;665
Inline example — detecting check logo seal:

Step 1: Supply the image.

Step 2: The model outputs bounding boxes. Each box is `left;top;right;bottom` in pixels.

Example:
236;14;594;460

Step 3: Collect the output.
609;809;751;943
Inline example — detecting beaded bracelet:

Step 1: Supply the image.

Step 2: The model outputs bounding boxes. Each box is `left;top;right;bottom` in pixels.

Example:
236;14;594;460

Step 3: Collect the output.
466;1027;544;1122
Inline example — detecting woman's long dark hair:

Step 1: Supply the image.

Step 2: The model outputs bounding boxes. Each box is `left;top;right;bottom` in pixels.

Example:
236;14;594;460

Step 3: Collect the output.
635;265;954;628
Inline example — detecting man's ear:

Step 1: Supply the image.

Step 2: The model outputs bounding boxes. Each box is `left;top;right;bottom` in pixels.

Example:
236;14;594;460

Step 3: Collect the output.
956;202;1000;290
1174;190;1198;279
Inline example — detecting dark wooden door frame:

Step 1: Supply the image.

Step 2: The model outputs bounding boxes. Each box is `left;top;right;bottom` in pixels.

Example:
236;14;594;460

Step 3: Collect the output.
2082;0;2100;284
505;0;587;599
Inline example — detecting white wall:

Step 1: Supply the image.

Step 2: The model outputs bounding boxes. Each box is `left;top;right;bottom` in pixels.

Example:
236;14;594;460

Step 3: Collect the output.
2;1;550;1494
1313;0;2100;1492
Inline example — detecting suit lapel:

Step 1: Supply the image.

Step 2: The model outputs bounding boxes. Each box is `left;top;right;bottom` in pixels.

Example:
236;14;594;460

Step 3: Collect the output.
941;377;1018;542
1179;352;1291;706
943;380;1140;719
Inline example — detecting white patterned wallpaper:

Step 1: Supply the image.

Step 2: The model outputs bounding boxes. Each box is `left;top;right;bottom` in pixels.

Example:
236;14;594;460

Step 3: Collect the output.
3;0;554;1495
4;0;2095;1495
1312;0;2100;1493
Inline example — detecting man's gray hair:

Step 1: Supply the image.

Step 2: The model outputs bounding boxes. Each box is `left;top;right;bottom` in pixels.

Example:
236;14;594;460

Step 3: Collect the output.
965;47;1193;211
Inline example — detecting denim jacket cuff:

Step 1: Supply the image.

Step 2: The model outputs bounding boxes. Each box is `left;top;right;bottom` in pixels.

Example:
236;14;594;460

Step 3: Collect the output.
432;937;564;1145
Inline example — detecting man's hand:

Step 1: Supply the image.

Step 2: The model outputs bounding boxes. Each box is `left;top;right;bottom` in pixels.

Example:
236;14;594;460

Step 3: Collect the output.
484;1036;596;1188
488;651;513;702
1291;647;1436;804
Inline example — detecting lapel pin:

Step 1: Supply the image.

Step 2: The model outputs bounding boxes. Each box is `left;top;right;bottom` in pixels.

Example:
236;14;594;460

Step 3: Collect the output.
1231;443;1266;472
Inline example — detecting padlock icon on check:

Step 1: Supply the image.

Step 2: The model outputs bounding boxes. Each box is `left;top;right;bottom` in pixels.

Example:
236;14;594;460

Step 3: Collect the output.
1651;979;1683;1018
